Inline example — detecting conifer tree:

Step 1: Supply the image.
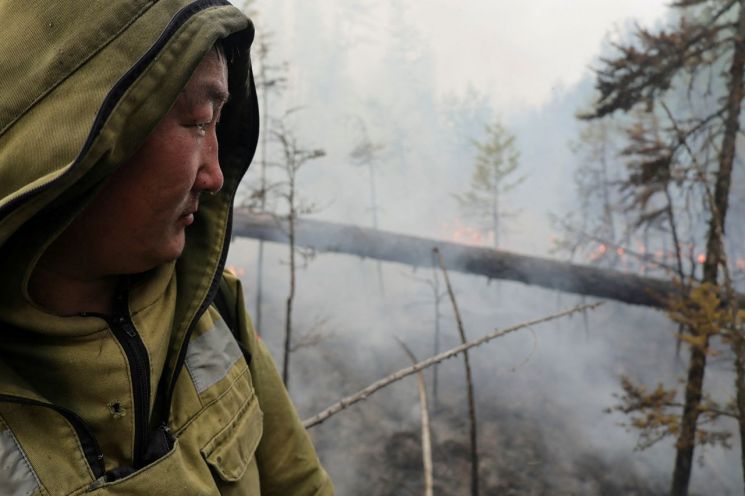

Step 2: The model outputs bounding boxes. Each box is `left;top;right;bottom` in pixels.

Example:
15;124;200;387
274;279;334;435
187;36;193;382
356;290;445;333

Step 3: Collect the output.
582;1;745;493
455;121;524;249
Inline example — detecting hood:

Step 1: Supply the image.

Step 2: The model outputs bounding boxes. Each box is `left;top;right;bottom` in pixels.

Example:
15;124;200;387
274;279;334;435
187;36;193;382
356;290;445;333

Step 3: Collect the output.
0;0;259;418
0;0;258;259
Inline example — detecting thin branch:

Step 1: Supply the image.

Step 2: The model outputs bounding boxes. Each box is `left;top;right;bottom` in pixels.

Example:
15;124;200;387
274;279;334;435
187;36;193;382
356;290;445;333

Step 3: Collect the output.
434;247;478;496
396;338;434;496
303;302;604;429
623;399;740;420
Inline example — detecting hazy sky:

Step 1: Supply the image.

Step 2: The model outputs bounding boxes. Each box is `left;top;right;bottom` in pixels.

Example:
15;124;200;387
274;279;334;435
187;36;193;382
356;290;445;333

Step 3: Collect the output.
238;0;676;255
249;0;671;113
406;0;670;110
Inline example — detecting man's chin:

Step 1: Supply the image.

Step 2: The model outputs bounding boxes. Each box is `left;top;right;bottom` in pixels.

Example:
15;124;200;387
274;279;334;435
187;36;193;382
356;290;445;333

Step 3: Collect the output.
144;234;186;269
162;239;187;263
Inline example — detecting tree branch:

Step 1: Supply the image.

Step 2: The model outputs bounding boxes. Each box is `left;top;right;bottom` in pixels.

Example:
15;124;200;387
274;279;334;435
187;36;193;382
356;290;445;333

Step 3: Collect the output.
302;302;603;429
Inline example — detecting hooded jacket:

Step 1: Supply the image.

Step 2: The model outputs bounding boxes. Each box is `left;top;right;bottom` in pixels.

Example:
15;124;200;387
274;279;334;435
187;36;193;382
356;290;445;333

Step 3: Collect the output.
0;1;333;494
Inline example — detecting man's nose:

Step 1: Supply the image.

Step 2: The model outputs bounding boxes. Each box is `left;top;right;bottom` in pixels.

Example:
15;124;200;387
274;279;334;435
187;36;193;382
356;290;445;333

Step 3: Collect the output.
195;130;224;193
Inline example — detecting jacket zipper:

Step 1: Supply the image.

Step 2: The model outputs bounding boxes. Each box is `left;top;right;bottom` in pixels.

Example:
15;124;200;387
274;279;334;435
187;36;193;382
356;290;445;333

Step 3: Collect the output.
158;208;234;425
106;291;151;469
0;394;106;479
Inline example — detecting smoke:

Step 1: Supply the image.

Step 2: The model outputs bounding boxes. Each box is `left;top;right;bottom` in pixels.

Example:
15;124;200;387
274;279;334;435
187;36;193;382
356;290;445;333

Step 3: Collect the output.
228;237;740;493
227;0;742;493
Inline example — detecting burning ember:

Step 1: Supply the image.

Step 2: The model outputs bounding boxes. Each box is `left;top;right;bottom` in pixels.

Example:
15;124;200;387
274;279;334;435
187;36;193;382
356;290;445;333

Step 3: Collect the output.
588;243;608;262
583;241;745;274
442;218;489;247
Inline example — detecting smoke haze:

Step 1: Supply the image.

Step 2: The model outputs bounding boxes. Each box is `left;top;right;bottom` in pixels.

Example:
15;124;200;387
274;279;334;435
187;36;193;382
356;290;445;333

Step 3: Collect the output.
227;1;741;493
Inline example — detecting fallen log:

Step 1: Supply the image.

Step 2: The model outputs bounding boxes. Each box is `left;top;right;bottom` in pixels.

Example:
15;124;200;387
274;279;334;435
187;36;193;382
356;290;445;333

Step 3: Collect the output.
231;210;714;309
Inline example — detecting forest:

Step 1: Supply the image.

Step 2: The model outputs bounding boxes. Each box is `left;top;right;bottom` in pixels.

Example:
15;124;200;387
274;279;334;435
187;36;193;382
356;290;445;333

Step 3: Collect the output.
228;1;745;494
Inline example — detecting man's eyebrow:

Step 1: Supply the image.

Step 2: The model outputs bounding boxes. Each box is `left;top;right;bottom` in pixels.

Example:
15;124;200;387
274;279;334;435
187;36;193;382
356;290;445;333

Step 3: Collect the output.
182;83;230;110
207;86;230;105
206;85;230;106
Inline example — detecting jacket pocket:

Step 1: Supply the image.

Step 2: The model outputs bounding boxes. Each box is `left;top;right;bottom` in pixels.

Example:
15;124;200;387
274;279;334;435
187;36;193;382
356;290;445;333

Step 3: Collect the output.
200;391;263;483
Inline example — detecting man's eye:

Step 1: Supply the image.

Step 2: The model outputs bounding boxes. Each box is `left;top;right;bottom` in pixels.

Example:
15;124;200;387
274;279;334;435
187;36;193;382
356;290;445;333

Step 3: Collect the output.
192;122;210;136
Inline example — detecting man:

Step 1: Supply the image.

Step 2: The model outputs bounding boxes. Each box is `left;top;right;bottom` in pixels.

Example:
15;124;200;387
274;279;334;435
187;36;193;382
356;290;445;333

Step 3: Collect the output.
0;1;333;494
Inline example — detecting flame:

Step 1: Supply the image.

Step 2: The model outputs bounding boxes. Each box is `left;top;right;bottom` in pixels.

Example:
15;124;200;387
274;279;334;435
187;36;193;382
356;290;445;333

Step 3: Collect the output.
226;265;247;277
582;241;745;274
588;243;607;262
442;218;489;247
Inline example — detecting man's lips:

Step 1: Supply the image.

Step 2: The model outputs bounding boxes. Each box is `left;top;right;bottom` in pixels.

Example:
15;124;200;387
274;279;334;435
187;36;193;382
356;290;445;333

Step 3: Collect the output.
181;200;199;216
179;212;195;226
179;203;198;224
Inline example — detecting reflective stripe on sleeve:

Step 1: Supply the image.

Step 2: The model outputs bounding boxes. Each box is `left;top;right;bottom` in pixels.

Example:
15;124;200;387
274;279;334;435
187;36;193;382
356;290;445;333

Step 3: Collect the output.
0;428;40;496
185;318;243;394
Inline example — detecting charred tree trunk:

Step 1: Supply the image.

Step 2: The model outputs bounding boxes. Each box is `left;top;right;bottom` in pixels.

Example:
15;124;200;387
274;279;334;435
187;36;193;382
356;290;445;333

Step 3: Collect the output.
435;248;479;496
671;4;745;495
232;211;744;310
735;335;745;485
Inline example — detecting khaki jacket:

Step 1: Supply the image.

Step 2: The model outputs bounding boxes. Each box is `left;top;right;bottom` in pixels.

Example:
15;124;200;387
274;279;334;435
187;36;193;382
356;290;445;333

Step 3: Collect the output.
0;1;333;494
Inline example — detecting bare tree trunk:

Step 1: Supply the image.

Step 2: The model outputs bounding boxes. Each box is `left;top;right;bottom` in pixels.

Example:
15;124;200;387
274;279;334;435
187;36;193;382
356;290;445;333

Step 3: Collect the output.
671;4;745;495
663;183;687;360
492;193;499;250
435;248;478;496
671;344;707;496
368;161;385;293
432;261;442;410
599;132;616;253
397;340;434;496
282;188;296;389
735;335;745;486
718;251;745;492
254;39;271;334
663;187;686;285
255;242;265;332
270;120;323;391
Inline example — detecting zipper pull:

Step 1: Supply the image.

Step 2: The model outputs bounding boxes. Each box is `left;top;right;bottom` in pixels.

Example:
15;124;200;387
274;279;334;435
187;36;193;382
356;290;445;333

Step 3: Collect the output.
123;324;137;338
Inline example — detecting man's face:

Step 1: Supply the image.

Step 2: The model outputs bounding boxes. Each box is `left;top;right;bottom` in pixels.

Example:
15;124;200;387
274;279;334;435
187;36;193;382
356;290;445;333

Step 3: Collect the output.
64;49;229;275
